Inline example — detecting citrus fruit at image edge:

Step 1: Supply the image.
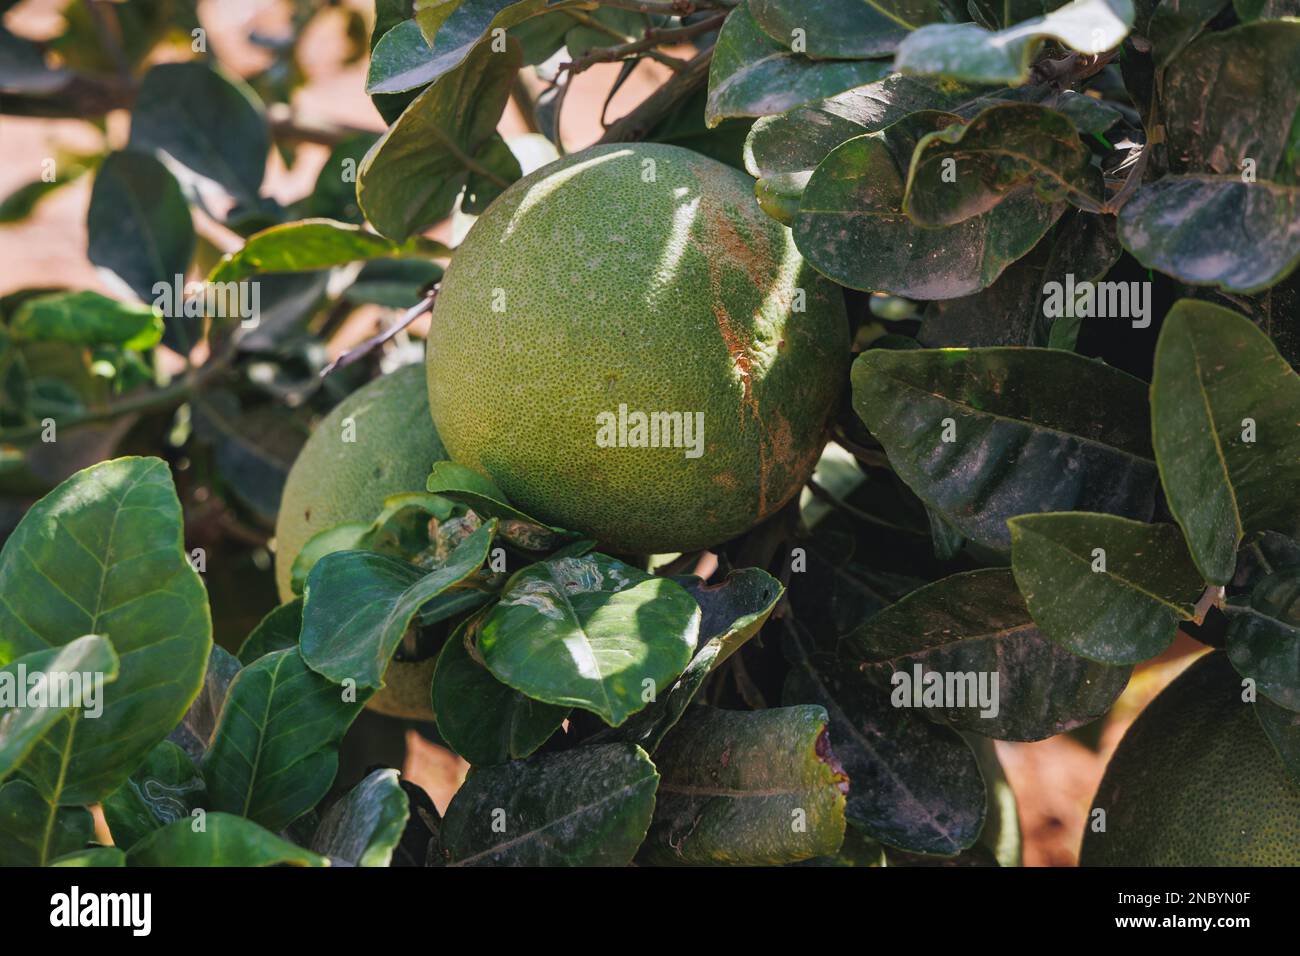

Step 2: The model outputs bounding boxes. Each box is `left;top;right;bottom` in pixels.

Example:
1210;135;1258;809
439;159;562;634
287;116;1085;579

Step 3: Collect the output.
1081;651;1300;866
426;142;848;555
274;364;447;720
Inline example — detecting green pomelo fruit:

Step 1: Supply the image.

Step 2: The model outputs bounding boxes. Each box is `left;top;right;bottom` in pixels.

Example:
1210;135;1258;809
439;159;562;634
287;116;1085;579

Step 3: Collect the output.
1081;651;1300;866
426;142;847;555
275;364;447;599
274;365;447;721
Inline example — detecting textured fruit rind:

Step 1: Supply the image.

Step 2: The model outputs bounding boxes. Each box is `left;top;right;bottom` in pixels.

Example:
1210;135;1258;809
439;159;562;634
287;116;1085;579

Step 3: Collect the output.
274;365;448;722
274;364;448;602
426;142;847;554
1081;651;1300;866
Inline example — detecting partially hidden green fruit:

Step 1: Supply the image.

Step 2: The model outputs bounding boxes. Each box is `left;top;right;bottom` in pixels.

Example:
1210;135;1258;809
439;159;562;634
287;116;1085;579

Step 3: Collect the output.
426;142;847;555
1081;651;1300;866
274;364;447;721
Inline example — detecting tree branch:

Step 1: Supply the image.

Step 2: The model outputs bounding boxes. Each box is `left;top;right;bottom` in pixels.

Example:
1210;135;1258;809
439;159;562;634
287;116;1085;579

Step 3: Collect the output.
596;0;736;14
596;46;713;143
0;346;236;444
570;12;725;71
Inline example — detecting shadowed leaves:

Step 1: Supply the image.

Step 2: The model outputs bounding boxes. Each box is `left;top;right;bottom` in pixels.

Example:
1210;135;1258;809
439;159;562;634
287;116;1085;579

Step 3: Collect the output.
794;111;1063;298
843;569;1133;739
1151;301;1300;584
851;346;1157;551
440;743;658;865
639;703;848;865
706;3;892;127
1010;513;1203;664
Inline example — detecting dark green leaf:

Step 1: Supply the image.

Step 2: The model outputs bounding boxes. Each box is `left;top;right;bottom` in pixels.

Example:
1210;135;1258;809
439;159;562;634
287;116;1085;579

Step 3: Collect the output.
743;73;983;181
1233;0;1300;17
101;741;206;851
476;553;700;726
0;780;91;866
783;623;985;854
346;258;444;308
1010;513;1203;664
440;742;658;865
844;569;1133;739
598;635;726;755
87;152;195;303
0;457;211;804
310;768;409;866
461;133;523;214
1051;90;1123;137
682;567;784;666
236;599;303;666
895;0;1135;85
127;812;329;866
304;133;379;223
749;0;943;58
192;394;307;526
201;648;369;831
1151;300;1300;583
639;704;848;865
370;0;563;93
706;3;892;127
794;112;1063;297
128;62;269;206
1144;0;1229;69
1118;175;1300;293
903;103;1100;225
9;291;162;350
1162;19;1300;184
1256;694;1300;787
920;210;1121;349
432;617;569;765
754;171;806;225
290;523;369;597
359;37;521;239
300;521;496;689
1227;569;1300;711
166;644;241;763
370;5;423;123
851;347;1157;550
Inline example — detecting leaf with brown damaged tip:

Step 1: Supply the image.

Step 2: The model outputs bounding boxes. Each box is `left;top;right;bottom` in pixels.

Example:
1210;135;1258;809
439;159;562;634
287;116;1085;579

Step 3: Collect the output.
638;703;848;866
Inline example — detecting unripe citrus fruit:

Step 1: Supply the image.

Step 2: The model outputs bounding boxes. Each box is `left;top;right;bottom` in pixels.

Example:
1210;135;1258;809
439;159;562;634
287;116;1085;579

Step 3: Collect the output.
425;143;847;554
275;364;447;721
1081;651;1300;866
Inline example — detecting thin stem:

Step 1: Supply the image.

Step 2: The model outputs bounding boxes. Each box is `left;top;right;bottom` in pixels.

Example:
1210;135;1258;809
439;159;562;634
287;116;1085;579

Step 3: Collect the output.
562;9;686;71
1;346;235;444
596;0;734;15
597;46;713;143
572;12;725;70
806;479;920;536
319;290;438;379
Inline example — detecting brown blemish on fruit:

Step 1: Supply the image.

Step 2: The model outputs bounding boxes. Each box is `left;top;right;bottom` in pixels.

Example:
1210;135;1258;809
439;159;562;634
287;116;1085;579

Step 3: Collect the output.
712;471;740;491
815;726;850;795
712;303;754;403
